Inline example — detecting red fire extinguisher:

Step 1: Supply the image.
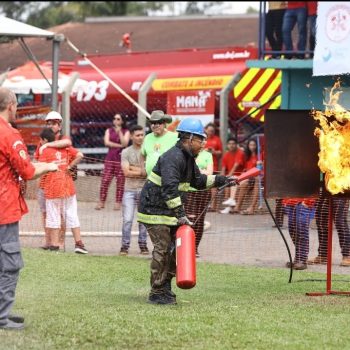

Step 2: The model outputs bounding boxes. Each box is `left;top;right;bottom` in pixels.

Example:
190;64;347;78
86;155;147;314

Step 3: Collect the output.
176;225;196;289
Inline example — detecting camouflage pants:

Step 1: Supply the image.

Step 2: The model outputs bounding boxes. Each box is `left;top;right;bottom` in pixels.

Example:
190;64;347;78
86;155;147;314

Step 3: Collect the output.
145;224;176;294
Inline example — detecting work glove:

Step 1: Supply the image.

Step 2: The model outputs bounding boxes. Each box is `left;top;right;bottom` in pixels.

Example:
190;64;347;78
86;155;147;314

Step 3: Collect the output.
177;216;194;226
174;205;186;219
214;175;238;188
173;206;193;225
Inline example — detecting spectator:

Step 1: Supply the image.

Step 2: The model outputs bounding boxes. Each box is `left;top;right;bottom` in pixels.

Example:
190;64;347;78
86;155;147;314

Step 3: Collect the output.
235;138;263;215
204;122;223;173
220;137;245;214
282;2;308;59
283;198;316;270
141;110;178;176
35;111;72;250
307;2;318;58
137;118;235;305
0;87;58;330
119;125;149;256
308;189;350;266
39;128;88;254
265;2;287;58
204;122;223;211
184;137;213;257
96;113;130;211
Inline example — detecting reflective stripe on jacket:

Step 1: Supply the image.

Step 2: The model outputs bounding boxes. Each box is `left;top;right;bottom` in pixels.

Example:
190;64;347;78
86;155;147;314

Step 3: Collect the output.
137;141;216;226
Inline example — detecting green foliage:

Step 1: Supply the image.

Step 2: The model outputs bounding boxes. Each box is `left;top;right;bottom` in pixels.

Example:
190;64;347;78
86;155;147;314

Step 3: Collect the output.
0;2;230;29
185;1;223;15
0;1;32;21
246;6;259;14
2;248;350;349
0;1;165;28
27;2;82;29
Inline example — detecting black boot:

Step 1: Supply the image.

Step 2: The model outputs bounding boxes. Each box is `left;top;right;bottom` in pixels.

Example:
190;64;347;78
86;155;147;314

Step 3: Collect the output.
8;314;24;323
164;279;176;298
148;292;176;305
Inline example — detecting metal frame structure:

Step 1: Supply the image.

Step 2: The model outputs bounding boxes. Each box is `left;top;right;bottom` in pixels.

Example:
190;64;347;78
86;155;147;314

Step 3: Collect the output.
0;16;62;111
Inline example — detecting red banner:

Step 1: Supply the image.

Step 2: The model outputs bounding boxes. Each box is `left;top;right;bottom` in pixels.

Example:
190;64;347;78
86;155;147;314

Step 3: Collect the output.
167;90;215;116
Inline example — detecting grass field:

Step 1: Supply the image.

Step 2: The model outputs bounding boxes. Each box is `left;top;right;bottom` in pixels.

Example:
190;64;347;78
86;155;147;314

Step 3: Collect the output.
2;248;350;350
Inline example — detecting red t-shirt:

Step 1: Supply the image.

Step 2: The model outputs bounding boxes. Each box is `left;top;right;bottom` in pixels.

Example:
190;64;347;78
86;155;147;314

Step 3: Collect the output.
221;149;245;176
0;117;35;224
35;135;71;189
245;154;258;171
39;146;78;199
205;135;223;172
283;198;315;208
287;2;307;10
307;2;317;16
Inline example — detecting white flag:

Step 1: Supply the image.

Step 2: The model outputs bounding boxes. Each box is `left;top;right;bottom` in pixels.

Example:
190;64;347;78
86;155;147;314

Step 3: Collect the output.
313;2;350;76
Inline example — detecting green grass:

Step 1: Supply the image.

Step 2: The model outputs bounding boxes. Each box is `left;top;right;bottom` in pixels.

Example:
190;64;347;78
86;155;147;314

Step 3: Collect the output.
3;248;350;350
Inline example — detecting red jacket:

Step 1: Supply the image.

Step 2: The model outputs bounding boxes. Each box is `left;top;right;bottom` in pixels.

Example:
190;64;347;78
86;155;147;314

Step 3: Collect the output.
0;117;35;224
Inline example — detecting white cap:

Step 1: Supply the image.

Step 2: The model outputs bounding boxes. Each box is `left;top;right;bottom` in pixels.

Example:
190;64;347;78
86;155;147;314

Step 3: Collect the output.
45;111;63;122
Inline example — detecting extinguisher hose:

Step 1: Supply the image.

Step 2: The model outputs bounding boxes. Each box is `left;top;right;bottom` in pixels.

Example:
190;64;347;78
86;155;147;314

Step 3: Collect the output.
192;183;232;226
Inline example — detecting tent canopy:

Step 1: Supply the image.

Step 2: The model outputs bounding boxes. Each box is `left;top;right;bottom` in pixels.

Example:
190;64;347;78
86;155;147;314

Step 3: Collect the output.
0;16;54;38
0;17;61;109
2;61;88;94
3;61;67;94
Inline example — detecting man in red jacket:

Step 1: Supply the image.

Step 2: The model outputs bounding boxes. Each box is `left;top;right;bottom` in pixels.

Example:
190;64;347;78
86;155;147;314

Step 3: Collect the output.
0;87;58;330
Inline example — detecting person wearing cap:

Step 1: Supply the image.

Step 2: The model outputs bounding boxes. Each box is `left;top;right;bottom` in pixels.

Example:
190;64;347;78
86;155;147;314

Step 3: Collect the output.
34;111;72;250
141;110;178;176
137;117;236;305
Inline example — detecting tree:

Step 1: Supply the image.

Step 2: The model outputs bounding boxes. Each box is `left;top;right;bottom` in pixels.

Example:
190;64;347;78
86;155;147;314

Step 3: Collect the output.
0;2;228;29
1;2;165;28
246;6;258;14
184;2;223;15
0;1;32;21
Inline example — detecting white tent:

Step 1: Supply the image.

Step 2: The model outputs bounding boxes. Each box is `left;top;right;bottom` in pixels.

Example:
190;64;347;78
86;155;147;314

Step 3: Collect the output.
0;16;61;109
1;61;88;94
0;16;54;38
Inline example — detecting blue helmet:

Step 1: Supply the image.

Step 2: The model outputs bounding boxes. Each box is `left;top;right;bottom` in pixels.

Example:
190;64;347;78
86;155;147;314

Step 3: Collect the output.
176;118;206;138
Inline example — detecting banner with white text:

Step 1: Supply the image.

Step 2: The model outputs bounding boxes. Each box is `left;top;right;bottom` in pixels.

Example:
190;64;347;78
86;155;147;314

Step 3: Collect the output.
166;90;215;129
313;2;350;76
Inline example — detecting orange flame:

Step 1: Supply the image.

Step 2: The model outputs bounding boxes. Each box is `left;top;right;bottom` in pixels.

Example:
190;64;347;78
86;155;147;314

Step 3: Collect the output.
312;80;350;194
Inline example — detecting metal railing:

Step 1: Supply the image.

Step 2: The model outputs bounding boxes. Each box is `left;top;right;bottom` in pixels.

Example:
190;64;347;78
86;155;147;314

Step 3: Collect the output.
232;91;281;143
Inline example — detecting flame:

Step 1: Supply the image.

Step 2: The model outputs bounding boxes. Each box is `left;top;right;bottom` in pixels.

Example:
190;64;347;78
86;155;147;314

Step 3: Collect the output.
313;80;350;194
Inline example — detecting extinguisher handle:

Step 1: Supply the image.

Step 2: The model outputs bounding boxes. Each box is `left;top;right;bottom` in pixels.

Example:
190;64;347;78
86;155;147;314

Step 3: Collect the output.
178;216;194;226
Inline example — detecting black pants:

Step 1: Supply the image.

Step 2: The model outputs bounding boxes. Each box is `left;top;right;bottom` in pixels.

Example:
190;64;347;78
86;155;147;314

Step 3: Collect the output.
265;9;286;57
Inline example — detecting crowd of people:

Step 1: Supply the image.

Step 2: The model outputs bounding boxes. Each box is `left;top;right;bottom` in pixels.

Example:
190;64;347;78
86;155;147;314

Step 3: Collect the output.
265;1;318;59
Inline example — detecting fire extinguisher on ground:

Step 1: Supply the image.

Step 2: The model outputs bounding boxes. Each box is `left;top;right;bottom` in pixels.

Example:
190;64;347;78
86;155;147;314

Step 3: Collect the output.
176;225;196;289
